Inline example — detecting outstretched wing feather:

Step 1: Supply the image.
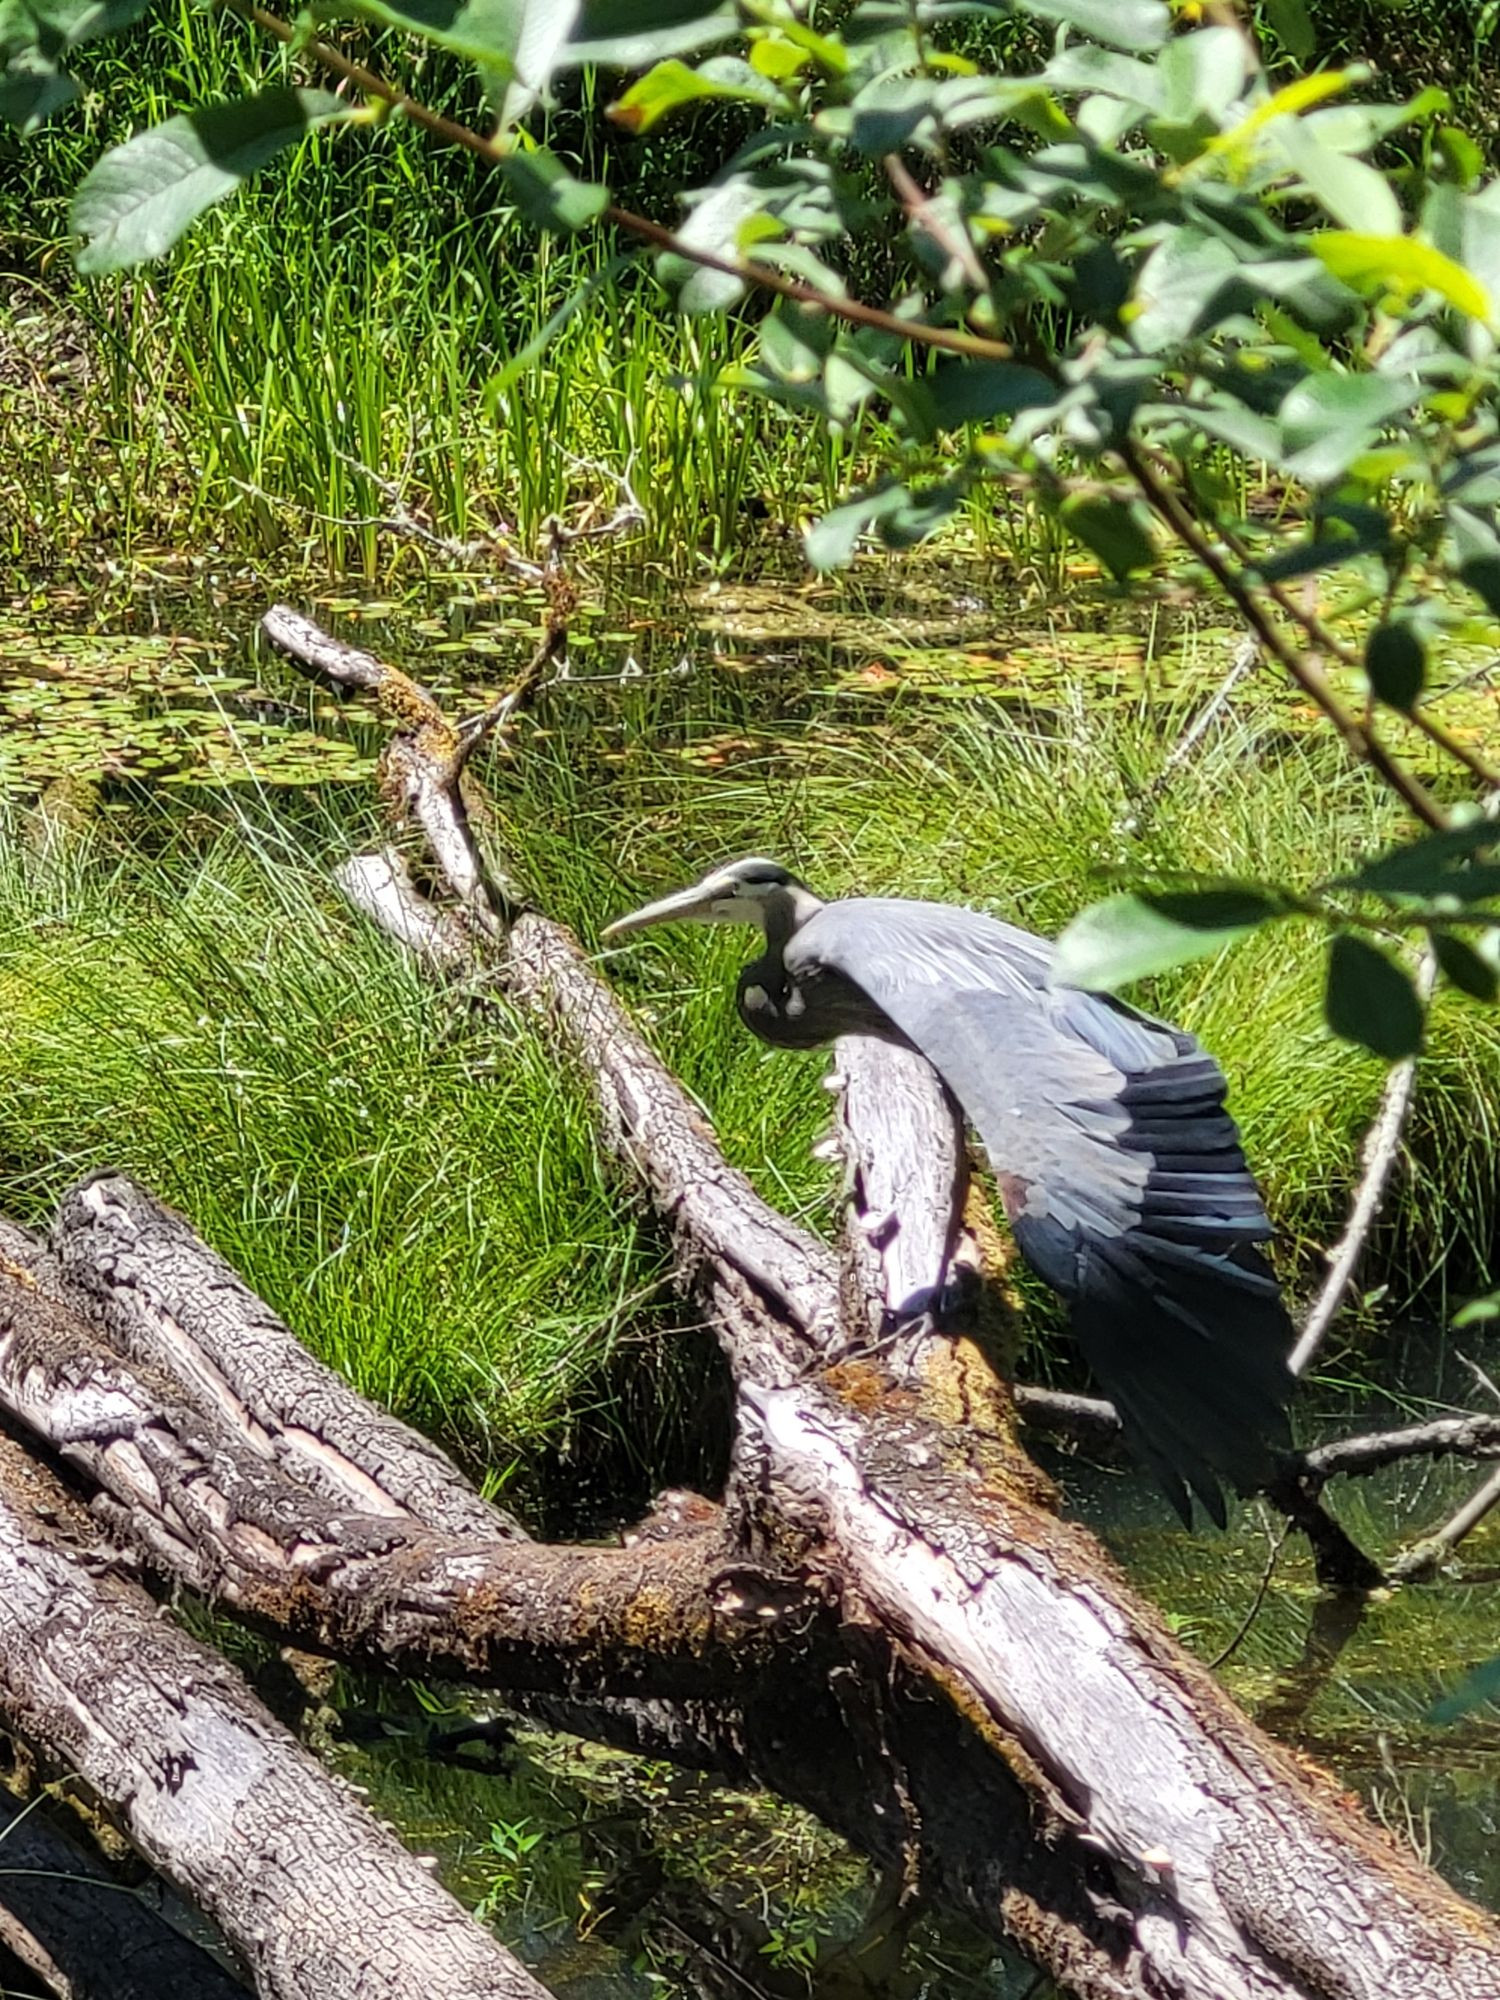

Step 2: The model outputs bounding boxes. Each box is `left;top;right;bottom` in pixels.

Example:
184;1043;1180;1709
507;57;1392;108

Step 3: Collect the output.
789;899;1293;1518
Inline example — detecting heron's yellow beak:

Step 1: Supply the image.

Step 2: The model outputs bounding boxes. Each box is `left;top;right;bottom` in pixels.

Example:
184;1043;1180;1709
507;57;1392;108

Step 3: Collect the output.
601;878;723;940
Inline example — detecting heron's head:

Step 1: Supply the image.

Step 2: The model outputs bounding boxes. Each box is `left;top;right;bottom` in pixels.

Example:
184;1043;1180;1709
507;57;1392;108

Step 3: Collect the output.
603;857;822;942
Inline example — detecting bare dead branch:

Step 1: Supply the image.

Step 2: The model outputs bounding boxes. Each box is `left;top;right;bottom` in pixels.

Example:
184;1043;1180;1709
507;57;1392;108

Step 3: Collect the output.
1290;941;1439;1378
1389;1463;1500;1582
1303;1412;1500;1480
1115;633;1259;841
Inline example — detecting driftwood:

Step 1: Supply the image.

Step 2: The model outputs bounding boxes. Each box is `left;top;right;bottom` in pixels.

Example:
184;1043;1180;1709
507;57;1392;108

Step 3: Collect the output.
0;601;1497;2000
0;1421;549;2000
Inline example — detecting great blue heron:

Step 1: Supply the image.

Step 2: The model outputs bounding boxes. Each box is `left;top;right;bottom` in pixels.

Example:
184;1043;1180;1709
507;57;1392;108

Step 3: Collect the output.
604;857;1294;1524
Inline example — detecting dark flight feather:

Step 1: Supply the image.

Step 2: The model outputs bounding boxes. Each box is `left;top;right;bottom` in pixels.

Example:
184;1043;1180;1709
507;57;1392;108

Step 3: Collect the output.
782;898;1294;1522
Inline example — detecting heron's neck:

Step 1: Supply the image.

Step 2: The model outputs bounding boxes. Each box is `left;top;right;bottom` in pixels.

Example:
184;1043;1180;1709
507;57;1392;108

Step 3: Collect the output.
762;883;822;959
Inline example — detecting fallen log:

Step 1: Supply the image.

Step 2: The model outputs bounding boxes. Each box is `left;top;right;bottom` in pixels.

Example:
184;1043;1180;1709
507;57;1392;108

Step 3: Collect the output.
0;1243;781;1706
0;600;1492;2000
0;1428;549;2000
260;603;1500;1998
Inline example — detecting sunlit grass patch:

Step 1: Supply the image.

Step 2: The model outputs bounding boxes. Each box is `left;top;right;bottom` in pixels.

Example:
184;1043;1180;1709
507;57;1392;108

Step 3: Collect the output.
0;807;673;1480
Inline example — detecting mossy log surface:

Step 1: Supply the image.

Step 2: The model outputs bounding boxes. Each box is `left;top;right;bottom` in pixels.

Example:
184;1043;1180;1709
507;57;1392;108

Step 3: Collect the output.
0;603;1494;2000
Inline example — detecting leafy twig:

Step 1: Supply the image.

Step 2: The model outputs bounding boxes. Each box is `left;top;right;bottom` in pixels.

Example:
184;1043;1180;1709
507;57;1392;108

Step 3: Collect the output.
229;0;1015;366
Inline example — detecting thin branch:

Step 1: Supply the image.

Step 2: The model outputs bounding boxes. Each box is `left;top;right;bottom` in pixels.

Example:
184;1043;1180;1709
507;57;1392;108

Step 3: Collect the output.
1246;568;1500;794
1288;944;1438;1378
1303;1412;1500;1480
328;444;540;579
1119;441;1447;829
1205;1511;1293;1669
1407;703;1500;793
1115;633;1259;840
883;151;989;292
1388;1461;1500;1582
260;604;523;924
1022;1384;1500;1482
1012;1383;1121;1441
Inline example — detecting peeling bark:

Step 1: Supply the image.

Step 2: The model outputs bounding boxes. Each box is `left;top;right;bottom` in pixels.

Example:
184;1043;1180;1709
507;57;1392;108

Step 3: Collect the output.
48;1174;524;1542
0;1432;547;2000
0;1257;783;1705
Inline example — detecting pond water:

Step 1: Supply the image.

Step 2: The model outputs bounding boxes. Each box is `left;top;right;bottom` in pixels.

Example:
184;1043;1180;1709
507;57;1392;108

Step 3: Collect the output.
2;562;1499;1995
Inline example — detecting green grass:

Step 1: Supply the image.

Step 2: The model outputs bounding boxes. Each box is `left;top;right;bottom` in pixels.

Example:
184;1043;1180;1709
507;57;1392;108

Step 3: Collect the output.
0;6;884;578
473;656;1500;1311
7;0;1500;582
0;806;678;1484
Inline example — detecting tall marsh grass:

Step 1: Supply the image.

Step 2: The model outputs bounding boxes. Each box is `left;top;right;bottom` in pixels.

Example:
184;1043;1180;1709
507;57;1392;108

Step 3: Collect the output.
0;10;882;575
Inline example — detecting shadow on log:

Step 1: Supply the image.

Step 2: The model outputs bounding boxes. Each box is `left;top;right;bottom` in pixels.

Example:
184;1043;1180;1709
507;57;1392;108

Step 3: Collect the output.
0;602;1495;2000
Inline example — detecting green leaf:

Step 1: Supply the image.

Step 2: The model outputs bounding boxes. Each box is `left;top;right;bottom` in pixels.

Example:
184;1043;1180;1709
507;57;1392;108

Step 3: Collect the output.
1272;115;1402;236
1364;621;1426;711
1044;44;1164;114
1262;0;1315;59
1059;496;1155;580
0;48;73;130
309;0;529;70
1053;889;1277;990
1278;371;1420;486
1023;0;1169;54
1428;1652;1500;1725
1310;231;1492;323
804;478;964;569
1324;933;1424;1059
756;306;832;385
920;361;1055;428
495;144;609;231
609;55;782;134
1347;820;1500;897
1431;930;1498;1003
805;484;909;570
0;0;153;133
72;89;350;273
1155;27;1249;128
500;0;582;126
1129;228;1241;352
1450;503;1500;618
568;0;735;64
662;175;771;311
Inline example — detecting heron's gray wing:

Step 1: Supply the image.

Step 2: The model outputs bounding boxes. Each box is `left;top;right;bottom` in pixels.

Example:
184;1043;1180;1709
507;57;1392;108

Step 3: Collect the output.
790;900;1293;1524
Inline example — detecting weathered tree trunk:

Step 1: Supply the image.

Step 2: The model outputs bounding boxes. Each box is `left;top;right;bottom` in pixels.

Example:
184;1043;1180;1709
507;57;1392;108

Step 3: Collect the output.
0;601;1495;2000
257;606;1500;1996
0;1422;550;2000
